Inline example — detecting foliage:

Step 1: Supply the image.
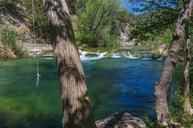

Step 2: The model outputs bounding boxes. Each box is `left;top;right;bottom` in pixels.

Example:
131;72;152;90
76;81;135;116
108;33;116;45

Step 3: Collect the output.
147;28;173;50
21;0;49;39
169;64;193;128
130;9;177;41
12;43;27;57
0;26;17;47
104;35;119;48
0;25;26;57
0;0;20;7
74;0;88;12
0;0;5;7
170;100;193;128
1;0;49;40
75;0;122;47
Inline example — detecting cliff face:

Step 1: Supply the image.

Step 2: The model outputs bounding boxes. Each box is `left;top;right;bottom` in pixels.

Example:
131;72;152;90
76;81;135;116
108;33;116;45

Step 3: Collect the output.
119;23;137;47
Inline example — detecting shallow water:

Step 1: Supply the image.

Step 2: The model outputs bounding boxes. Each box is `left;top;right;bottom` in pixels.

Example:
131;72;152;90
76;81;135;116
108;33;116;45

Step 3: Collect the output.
0;57;163;127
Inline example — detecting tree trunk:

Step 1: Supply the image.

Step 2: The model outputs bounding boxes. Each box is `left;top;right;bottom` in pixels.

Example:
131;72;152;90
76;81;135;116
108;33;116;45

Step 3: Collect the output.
183;39;193;115
66;0;76;15
154;0;193;127
44;0;96;128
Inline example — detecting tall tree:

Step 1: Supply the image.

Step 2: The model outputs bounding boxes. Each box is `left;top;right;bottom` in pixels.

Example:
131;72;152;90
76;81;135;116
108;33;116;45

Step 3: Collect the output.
75;0;120;47
43;0;96;128
154;0;193;127
183;39;193;115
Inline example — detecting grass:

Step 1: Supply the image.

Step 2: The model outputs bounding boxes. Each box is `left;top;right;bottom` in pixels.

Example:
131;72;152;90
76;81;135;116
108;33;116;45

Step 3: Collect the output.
12;42;27;57
0;25;27;58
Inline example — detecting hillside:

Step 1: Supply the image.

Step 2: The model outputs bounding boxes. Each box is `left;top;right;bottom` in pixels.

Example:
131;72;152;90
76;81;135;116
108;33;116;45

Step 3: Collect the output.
0;1;52;58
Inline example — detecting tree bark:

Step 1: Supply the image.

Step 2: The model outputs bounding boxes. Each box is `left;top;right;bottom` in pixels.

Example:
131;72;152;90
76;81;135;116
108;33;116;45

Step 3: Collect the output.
154;0;193;127
44;0;96;128
66;0;76;15
183;39;193;115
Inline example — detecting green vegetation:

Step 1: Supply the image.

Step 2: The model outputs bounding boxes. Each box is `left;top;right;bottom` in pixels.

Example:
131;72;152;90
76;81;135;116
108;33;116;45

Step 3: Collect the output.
74;0;121;47
0;26;26;58
0;0;48;40
170;84;193;128
21;0;49;39
74;0;140;48
0;26;17;47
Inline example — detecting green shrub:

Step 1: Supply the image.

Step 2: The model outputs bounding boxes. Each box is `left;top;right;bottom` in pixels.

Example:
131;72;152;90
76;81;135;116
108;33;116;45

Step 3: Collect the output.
0;26;17;47
0;26;27;57
146;28;173;49
168;64;193;128
0;0;5;7
104;35;119;48
12;43;27;57
77;32;98;47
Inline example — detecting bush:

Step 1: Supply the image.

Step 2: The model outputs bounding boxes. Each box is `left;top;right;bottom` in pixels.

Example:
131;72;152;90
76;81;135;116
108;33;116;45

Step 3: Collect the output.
12;42;27;57
168;64;193;128
77;32;98;47
0;0;5;7
0;25;26;58
0;26;17;47
104;35;119;48
144;28;173;50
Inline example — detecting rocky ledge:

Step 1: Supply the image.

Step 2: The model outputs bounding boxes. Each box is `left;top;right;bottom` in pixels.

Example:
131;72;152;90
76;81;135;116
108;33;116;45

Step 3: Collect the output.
96;112;146;128
22;43;52;57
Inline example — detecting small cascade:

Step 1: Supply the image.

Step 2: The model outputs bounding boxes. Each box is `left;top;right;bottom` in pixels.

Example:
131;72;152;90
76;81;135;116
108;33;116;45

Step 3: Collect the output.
127;52;139;59
111;53;121;58
110;51;139;59
157;57;164;61
40;49;144;60
79;50;107;61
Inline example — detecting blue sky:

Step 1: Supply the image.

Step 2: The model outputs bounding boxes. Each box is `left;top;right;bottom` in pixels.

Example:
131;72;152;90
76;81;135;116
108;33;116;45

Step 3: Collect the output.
121;0;178;15
121;0;148;15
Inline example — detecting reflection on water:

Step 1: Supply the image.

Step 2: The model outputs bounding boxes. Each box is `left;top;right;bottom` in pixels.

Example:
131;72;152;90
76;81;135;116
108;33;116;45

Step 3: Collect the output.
0;58;163;127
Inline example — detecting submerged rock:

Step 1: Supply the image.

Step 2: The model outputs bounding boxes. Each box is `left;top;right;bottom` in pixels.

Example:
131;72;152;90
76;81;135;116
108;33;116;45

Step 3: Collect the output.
96;112;146;128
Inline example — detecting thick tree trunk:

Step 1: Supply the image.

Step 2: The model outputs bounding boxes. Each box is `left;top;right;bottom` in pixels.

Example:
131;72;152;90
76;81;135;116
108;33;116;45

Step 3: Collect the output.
154;0;193;127
44;0;96;128
183;39;193;115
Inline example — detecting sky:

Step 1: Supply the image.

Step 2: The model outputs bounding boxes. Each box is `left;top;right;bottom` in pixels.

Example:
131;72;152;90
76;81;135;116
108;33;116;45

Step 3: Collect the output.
121;0;178;15
121;0;148;15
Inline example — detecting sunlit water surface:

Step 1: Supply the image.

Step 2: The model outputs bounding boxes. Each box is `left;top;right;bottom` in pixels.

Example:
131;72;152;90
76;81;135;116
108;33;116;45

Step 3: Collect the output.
0;58;163;127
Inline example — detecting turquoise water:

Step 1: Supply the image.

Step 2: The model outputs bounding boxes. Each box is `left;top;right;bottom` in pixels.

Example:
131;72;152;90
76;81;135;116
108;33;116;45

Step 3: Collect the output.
0;58;163;127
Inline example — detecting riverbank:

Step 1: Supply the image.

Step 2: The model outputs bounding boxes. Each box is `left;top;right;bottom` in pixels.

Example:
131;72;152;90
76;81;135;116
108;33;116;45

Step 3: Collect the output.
23;42;167;60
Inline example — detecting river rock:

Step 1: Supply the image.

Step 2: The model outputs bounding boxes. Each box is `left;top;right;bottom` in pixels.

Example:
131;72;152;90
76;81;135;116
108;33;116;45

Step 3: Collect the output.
96;112;146;128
